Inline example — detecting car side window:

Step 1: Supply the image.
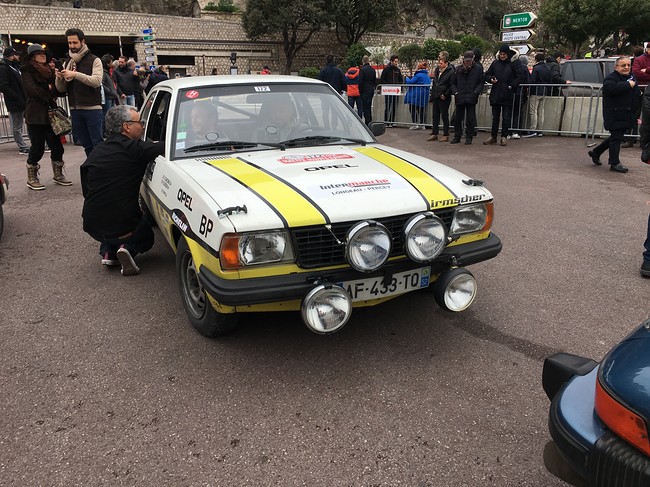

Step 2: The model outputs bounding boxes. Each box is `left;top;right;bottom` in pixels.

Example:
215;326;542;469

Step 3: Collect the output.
146;91;172;143
571;63;600;84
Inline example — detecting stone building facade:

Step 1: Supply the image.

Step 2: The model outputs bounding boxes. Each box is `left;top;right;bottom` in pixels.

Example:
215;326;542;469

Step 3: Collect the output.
0;2;427;75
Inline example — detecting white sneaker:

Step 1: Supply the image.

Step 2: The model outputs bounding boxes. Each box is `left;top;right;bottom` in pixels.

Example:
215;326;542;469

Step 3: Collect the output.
511;133;521;139
117;246;140;276
537;132;543;137
409;125;419;130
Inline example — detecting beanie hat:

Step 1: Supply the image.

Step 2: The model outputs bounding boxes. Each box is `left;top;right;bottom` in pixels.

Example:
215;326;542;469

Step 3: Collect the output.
499;44;510;54
27;44;45;57
3;47;18;57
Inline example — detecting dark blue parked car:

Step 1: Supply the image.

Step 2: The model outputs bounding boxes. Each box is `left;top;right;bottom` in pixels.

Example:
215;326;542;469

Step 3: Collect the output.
542;319;650;487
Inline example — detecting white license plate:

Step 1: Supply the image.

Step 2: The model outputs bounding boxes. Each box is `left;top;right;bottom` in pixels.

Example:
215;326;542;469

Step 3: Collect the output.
339;267;431;302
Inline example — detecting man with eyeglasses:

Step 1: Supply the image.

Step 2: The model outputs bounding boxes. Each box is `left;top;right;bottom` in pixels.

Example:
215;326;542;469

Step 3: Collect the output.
587;56;641;173
81;105;164;275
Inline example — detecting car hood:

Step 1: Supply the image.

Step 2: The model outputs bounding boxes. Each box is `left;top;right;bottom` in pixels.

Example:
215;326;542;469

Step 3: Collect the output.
180;144;492;232
600;320;650;421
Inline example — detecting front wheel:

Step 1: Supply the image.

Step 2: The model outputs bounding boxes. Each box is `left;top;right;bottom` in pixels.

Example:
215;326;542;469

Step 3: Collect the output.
176;237;239;337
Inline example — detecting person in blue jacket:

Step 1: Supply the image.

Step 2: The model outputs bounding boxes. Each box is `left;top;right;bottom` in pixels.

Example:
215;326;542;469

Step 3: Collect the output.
404;61;431;129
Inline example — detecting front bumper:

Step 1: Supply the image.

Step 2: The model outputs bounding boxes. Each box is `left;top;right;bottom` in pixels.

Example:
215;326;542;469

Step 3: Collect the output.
198;232;502;306
545;356;650;486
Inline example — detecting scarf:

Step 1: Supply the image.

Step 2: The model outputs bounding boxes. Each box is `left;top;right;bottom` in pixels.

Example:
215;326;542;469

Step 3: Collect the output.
26;59;54;81
67;43;89;67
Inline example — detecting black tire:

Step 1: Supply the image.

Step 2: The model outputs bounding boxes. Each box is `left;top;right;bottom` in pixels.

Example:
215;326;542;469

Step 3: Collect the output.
138;194;157;228
176;237;239;337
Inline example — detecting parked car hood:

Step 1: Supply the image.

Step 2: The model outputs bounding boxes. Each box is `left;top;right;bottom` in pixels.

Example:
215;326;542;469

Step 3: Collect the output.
600;320;650;421
178;144;492;232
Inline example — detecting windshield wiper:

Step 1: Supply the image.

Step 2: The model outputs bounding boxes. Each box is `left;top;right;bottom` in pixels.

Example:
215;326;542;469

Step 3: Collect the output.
279;135;367;147
184;140;286;153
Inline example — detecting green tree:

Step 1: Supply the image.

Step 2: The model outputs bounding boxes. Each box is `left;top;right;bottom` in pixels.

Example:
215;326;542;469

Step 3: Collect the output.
443;40;463;62
242;0;331;74
332;0;399;47
345;43;370;67
539;0;594;58
586;0;650;53
422;38;446;61
459;34;492;57
397;44;423;74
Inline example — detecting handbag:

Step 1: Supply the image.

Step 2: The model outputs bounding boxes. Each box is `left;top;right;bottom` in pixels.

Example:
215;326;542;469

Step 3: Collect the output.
48;106;72;136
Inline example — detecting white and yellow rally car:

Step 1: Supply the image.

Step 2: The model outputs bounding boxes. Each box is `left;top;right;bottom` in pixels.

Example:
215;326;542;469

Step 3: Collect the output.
139;76;502;336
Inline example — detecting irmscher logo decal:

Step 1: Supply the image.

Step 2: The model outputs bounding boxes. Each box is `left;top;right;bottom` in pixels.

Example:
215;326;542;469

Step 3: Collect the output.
304;164;358;172
319;178;392;195
278;154;354;164
431;194;487;208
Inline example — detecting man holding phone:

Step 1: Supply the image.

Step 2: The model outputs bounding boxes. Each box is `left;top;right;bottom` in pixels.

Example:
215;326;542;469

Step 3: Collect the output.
587;56;641;173
55;27;103;156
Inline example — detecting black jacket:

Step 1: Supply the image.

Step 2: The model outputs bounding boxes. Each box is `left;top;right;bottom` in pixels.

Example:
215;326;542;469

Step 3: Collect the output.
81;134;164;237
102;69;119;105
112;65;140;96
317;62;346;93
530;61;552;96
21;61;56;125
430;64;454;100
601;71;641;131
451;62;484;105
485;58;518;105
546;58;567;95
379;64;403;85
358;63;377;95
0;58;26;112
145;71;169;94
640;88;650;149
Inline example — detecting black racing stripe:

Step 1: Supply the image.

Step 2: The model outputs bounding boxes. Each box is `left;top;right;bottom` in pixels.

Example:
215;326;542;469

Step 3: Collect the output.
200;159;288;228
375;147;459;200
236;156;331;225
145;188;219;257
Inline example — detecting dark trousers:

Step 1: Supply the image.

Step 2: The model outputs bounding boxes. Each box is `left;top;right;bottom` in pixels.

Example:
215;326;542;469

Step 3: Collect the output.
593;128;625;165
26;124;64;166
71;109;104;157
361;92;373;124
491;104;512;138
512;91;528;132
348;96;362;117
431;97;451;135
384;95;398;123
89;218;154;259
645;214;650;264
409;105;425;124
454;103;477;139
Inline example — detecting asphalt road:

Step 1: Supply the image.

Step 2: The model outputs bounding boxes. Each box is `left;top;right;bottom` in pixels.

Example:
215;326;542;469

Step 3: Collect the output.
0;130;648;486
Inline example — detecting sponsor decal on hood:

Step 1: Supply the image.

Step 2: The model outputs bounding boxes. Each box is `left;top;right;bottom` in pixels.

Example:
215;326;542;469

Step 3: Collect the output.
278;153;354;164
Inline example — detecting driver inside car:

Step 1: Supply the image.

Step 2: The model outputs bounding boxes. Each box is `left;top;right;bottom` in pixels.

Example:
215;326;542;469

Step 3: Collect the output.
187;101;223;145
257;94;302;142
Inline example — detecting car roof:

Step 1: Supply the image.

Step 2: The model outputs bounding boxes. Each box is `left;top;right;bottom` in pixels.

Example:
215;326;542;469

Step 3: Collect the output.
560;58;615;64
155;75;327;90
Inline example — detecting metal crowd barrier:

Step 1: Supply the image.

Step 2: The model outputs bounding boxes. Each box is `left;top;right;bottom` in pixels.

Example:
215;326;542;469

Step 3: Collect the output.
0;93;72;145
373;83;432;129
373;82;646;146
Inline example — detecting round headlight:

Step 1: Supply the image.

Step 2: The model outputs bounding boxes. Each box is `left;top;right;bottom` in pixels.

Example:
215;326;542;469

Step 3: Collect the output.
404;212;447;262
433;268;477;312
345;221;392;272
301;284;352;334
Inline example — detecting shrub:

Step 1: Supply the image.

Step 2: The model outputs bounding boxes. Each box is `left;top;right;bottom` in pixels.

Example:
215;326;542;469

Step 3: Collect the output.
205;0;239;13
459;35;492;57
397;44;424;73
298;66;320;79
345;43;370;68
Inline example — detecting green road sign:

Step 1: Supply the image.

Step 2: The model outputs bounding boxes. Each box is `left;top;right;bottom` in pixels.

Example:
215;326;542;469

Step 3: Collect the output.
502;12;536;29
143;35;154;41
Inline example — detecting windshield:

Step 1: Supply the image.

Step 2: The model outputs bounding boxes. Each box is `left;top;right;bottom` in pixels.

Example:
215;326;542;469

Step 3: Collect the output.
172;83;375;159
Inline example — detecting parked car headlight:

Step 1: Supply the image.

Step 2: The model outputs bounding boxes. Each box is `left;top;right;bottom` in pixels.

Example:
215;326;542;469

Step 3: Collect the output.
220;231;294;269
345;221;391;272
450;202;493;235
404;212;447;262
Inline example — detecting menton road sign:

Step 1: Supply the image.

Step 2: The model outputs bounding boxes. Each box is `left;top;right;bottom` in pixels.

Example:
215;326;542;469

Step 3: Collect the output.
502;12;536;29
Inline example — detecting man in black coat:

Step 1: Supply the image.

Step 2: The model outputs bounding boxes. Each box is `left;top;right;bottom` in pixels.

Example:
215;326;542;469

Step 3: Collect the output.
450;51;484;145
81;105;164;275
484;45;523;146
358;55;377;125
0;47;30;154
641;87;650;277
317;55;346;130
378;54;403;126
587;56;641;173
